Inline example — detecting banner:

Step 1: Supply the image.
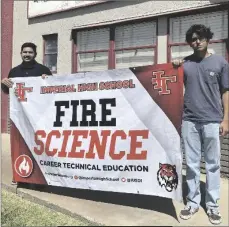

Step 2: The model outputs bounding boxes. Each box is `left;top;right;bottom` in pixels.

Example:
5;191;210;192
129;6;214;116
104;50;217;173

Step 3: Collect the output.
10;63;183;201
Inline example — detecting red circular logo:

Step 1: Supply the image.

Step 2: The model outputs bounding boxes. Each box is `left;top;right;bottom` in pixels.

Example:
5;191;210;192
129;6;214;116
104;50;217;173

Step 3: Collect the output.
14;155;33;178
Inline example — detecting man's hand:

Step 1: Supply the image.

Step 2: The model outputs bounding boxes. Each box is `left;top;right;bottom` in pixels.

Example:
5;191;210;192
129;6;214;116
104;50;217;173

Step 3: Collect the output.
41;74;53;79
1;78;14;88
172;59;184;68
220;120;229;136
41;74;47;79
14;89;19;97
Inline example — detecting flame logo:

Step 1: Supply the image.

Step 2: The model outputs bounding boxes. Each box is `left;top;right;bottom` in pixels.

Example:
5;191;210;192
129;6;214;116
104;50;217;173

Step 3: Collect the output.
19;158;30;174
14;155;33;178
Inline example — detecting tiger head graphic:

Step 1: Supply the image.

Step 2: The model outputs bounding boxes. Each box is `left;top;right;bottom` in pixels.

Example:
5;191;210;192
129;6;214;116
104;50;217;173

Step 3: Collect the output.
157;163;178;192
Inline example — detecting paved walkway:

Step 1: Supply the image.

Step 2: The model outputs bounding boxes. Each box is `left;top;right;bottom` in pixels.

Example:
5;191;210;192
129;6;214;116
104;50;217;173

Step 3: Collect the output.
1;133;228;226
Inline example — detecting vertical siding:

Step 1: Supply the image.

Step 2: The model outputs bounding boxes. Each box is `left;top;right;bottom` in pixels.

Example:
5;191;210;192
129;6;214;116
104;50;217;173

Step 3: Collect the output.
221;135;229;177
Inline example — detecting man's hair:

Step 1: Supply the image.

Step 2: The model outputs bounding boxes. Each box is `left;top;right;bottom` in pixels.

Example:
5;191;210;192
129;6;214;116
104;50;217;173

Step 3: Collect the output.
21;42;37;54
185;24;214;43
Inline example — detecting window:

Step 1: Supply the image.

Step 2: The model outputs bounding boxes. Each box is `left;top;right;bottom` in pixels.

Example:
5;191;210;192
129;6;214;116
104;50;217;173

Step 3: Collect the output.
115;21;157;69
43;34;58;72
169;10;228;61
72;20;157;72
77;28;109;72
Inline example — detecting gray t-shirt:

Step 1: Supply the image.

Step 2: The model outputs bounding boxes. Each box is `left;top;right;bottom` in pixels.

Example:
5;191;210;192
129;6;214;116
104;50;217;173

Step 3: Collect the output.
183;54;229;123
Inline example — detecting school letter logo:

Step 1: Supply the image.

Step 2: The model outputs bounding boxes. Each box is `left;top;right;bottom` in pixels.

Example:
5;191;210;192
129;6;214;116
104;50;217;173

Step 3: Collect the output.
152;71;176;95
14;83;33;102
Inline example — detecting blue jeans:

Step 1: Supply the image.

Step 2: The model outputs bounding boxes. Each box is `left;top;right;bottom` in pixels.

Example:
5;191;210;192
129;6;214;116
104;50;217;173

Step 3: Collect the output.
182;120;221;211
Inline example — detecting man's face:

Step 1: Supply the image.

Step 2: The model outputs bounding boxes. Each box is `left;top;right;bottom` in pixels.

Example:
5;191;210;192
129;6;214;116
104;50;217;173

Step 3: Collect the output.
189;33;208;52
20;47;36;62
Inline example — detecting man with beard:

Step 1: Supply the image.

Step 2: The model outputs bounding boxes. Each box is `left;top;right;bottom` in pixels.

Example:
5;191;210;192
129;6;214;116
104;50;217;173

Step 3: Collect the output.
1;42;52;185
1;42;52;93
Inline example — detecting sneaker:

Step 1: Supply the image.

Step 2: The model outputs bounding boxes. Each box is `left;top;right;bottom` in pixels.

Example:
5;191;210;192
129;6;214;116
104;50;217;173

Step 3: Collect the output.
207;209;222;225
180;205;199;220
11;180;17;185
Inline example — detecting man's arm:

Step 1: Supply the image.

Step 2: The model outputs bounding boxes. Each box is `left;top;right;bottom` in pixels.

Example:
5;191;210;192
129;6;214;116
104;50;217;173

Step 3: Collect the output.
43;65;52;76
1;70;14;94
220;62;229;136
222;91;229;121
1;83;9;94
41;65;53;79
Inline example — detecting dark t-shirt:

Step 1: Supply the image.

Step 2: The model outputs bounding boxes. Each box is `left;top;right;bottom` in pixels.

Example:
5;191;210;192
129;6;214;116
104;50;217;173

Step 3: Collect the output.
183;54;229;123
1;60;52;94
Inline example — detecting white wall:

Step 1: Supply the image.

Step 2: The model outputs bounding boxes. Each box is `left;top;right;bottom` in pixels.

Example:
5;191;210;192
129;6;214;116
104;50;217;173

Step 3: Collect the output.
157;17;168;64
12;0;226;74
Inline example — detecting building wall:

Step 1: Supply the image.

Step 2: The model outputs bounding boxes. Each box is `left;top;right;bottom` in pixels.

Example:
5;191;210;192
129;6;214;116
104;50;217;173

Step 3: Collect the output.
12;0;226;73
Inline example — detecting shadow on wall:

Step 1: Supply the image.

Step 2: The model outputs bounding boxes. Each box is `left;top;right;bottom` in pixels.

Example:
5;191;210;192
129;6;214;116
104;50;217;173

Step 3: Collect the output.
18;175;206;221
28;0;151;25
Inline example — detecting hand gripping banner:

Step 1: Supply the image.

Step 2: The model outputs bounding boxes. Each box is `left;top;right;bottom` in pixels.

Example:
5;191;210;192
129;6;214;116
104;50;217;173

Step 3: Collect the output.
10;63;183;201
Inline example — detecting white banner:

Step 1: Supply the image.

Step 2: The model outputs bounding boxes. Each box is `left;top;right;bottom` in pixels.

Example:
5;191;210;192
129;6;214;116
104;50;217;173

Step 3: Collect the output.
10;66;183;202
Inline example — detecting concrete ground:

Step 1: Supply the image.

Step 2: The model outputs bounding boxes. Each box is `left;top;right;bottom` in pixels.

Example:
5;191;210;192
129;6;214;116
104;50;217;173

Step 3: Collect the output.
1;133;228;226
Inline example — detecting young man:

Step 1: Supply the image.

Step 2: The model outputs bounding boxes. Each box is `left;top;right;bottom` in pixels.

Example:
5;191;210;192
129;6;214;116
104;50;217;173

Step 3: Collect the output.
173;24;229;225
1;42;52;185
1;42;52;94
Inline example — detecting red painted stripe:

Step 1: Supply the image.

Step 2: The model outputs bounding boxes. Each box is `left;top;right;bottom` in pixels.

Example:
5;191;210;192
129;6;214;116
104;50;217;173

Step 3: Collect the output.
115;45;156;51
76;49;108;54
72;38;77;73
109;40;115;69
1;0;14;133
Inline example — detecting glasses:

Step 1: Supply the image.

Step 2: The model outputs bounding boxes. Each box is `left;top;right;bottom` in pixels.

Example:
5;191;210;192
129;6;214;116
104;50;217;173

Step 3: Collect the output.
191;37;206;43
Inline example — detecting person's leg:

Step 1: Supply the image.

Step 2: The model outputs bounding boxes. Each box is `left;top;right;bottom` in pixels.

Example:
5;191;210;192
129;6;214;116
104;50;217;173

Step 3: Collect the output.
180;120;202;219
202;123;222;225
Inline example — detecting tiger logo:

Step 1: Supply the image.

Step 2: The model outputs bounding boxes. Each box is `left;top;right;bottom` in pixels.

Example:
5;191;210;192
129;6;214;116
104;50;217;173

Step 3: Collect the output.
157;163;178;192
